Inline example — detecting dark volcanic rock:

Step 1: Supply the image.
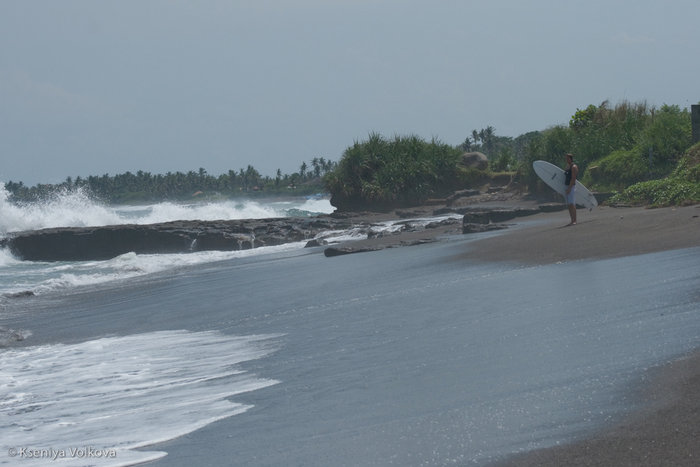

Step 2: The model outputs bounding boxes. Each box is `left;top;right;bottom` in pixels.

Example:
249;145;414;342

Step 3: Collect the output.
323;237;436;257
3;290;35;299
323;245;385;257
462;208;541;224
445;189;481;206
1;217;353;262
462;223;511;234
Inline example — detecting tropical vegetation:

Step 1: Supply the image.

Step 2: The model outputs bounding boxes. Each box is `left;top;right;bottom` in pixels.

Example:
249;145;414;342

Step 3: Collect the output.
5;158;336;203
322;100;698;209
4;100;699;208
610;142;700;207
324;133;469;210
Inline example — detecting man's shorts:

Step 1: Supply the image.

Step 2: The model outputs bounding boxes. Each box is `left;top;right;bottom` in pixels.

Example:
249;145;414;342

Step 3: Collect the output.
566;186;576;205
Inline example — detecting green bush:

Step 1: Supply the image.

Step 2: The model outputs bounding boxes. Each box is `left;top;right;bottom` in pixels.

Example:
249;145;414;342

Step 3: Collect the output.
672;142;700;182
610;179;700;207
638;104;692;161
611;143;700;207
582;149;650;190
325;133;463;210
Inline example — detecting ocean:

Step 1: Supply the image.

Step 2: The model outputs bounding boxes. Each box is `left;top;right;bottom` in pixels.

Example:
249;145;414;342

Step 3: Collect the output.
1;185;699;466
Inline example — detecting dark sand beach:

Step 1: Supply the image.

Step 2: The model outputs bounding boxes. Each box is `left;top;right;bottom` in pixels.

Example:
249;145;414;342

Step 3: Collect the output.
334;202;700;466
465;204;700;265
4;195;698;466
475;204;700;466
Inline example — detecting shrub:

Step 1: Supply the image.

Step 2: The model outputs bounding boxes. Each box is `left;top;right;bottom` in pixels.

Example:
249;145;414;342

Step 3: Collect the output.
610;179;700;207
325;133;463;210
611;143;700;206
672;142;700;182
583;149;650;190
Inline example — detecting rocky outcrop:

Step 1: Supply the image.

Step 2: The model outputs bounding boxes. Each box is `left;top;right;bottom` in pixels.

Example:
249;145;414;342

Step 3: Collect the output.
0;202;572;262
460;151;489;170
462;207;541;224
324;238;437;257
0;218;355;262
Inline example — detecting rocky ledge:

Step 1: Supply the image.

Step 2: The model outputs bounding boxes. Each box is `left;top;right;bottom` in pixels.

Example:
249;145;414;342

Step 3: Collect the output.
0;218;355;262
0;202;567;262
322;203;566;257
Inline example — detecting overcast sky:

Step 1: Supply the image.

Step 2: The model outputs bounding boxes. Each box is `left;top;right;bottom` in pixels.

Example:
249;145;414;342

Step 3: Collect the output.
1;0;698;185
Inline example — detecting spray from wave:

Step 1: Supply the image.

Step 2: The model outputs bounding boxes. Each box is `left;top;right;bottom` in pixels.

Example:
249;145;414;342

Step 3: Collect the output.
0;182;334;235
0;183;334;297
0;183;121;235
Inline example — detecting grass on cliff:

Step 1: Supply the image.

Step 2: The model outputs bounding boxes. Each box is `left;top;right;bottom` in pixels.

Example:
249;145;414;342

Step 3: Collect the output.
610;142;700;207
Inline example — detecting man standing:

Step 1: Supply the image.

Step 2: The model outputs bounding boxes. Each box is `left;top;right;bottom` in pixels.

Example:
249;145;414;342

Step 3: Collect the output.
564;153;578;225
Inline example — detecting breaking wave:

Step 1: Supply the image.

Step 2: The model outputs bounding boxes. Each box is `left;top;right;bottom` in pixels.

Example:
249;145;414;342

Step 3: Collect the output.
0;183;333;235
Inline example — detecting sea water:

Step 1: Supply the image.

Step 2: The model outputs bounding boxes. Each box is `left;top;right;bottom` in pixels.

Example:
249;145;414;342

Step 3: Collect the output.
0;185;336;298
1;184;699;466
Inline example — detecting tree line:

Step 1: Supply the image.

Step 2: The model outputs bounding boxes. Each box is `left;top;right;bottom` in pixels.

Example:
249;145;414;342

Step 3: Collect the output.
5;157;337;203
6;100;698;208
323;100;699;209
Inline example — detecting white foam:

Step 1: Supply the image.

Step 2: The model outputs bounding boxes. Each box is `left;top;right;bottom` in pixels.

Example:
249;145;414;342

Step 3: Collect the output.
0;248;19;267
0;330;281;466
122;200;283;224
0;185;122;235
0;182;334;234
2;242;308;297
295;197;336;214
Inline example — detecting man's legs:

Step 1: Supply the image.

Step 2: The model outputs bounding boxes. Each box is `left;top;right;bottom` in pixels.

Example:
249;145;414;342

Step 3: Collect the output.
567;203;577;225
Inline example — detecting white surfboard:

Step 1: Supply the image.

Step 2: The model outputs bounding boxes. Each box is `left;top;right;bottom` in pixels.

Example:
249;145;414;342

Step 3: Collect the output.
533;160;598;210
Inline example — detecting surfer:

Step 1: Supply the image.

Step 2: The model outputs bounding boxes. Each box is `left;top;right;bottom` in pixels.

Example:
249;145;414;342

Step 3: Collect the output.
564;153;578;225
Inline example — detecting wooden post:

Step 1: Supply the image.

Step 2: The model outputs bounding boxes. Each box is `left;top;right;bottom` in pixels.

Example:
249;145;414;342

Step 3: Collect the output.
692;104;700;144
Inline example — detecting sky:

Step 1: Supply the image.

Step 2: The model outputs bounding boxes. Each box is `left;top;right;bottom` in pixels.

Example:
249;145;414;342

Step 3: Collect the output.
1;0;699;185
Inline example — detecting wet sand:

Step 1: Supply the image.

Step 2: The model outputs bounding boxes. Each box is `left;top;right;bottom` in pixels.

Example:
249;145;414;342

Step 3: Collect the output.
489;349;700;466
337;202;700;466
469;204;700;466
455;204;700;466
464;204;700;265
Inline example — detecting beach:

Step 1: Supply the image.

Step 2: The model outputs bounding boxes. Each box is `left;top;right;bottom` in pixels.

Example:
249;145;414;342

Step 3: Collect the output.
491;349;700;466
2;197;700;466
331;202;700;466
474;204;700;466
465;204;700;265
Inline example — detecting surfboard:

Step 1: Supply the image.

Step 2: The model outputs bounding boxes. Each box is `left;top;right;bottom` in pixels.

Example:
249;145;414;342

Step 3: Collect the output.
532;160;598;210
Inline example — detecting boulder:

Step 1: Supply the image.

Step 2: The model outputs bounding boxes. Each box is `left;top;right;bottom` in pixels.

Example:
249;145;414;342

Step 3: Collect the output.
460;151;489;170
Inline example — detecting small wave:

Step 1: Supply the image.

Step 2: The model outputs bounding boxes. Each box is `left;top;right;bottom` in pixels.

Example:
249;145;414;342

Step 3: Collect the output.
0;330;280;465
1;290;35;299
2;243;309;297
0;247;19;267
0;326;32;347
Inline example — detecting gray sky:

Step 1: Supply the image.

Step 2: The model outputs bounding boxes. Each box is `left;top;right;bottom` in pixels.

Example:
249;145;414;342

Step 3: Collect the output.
1;0;698;185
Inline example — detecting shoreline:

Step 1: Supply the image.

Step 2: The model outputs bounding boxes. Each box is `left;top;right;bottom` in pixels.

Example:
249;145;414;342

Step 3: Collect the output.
463;203;700;264
489;348;700;466
326;201;700;264
332;201;700;466
453;203;700;466
4;192;700;465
